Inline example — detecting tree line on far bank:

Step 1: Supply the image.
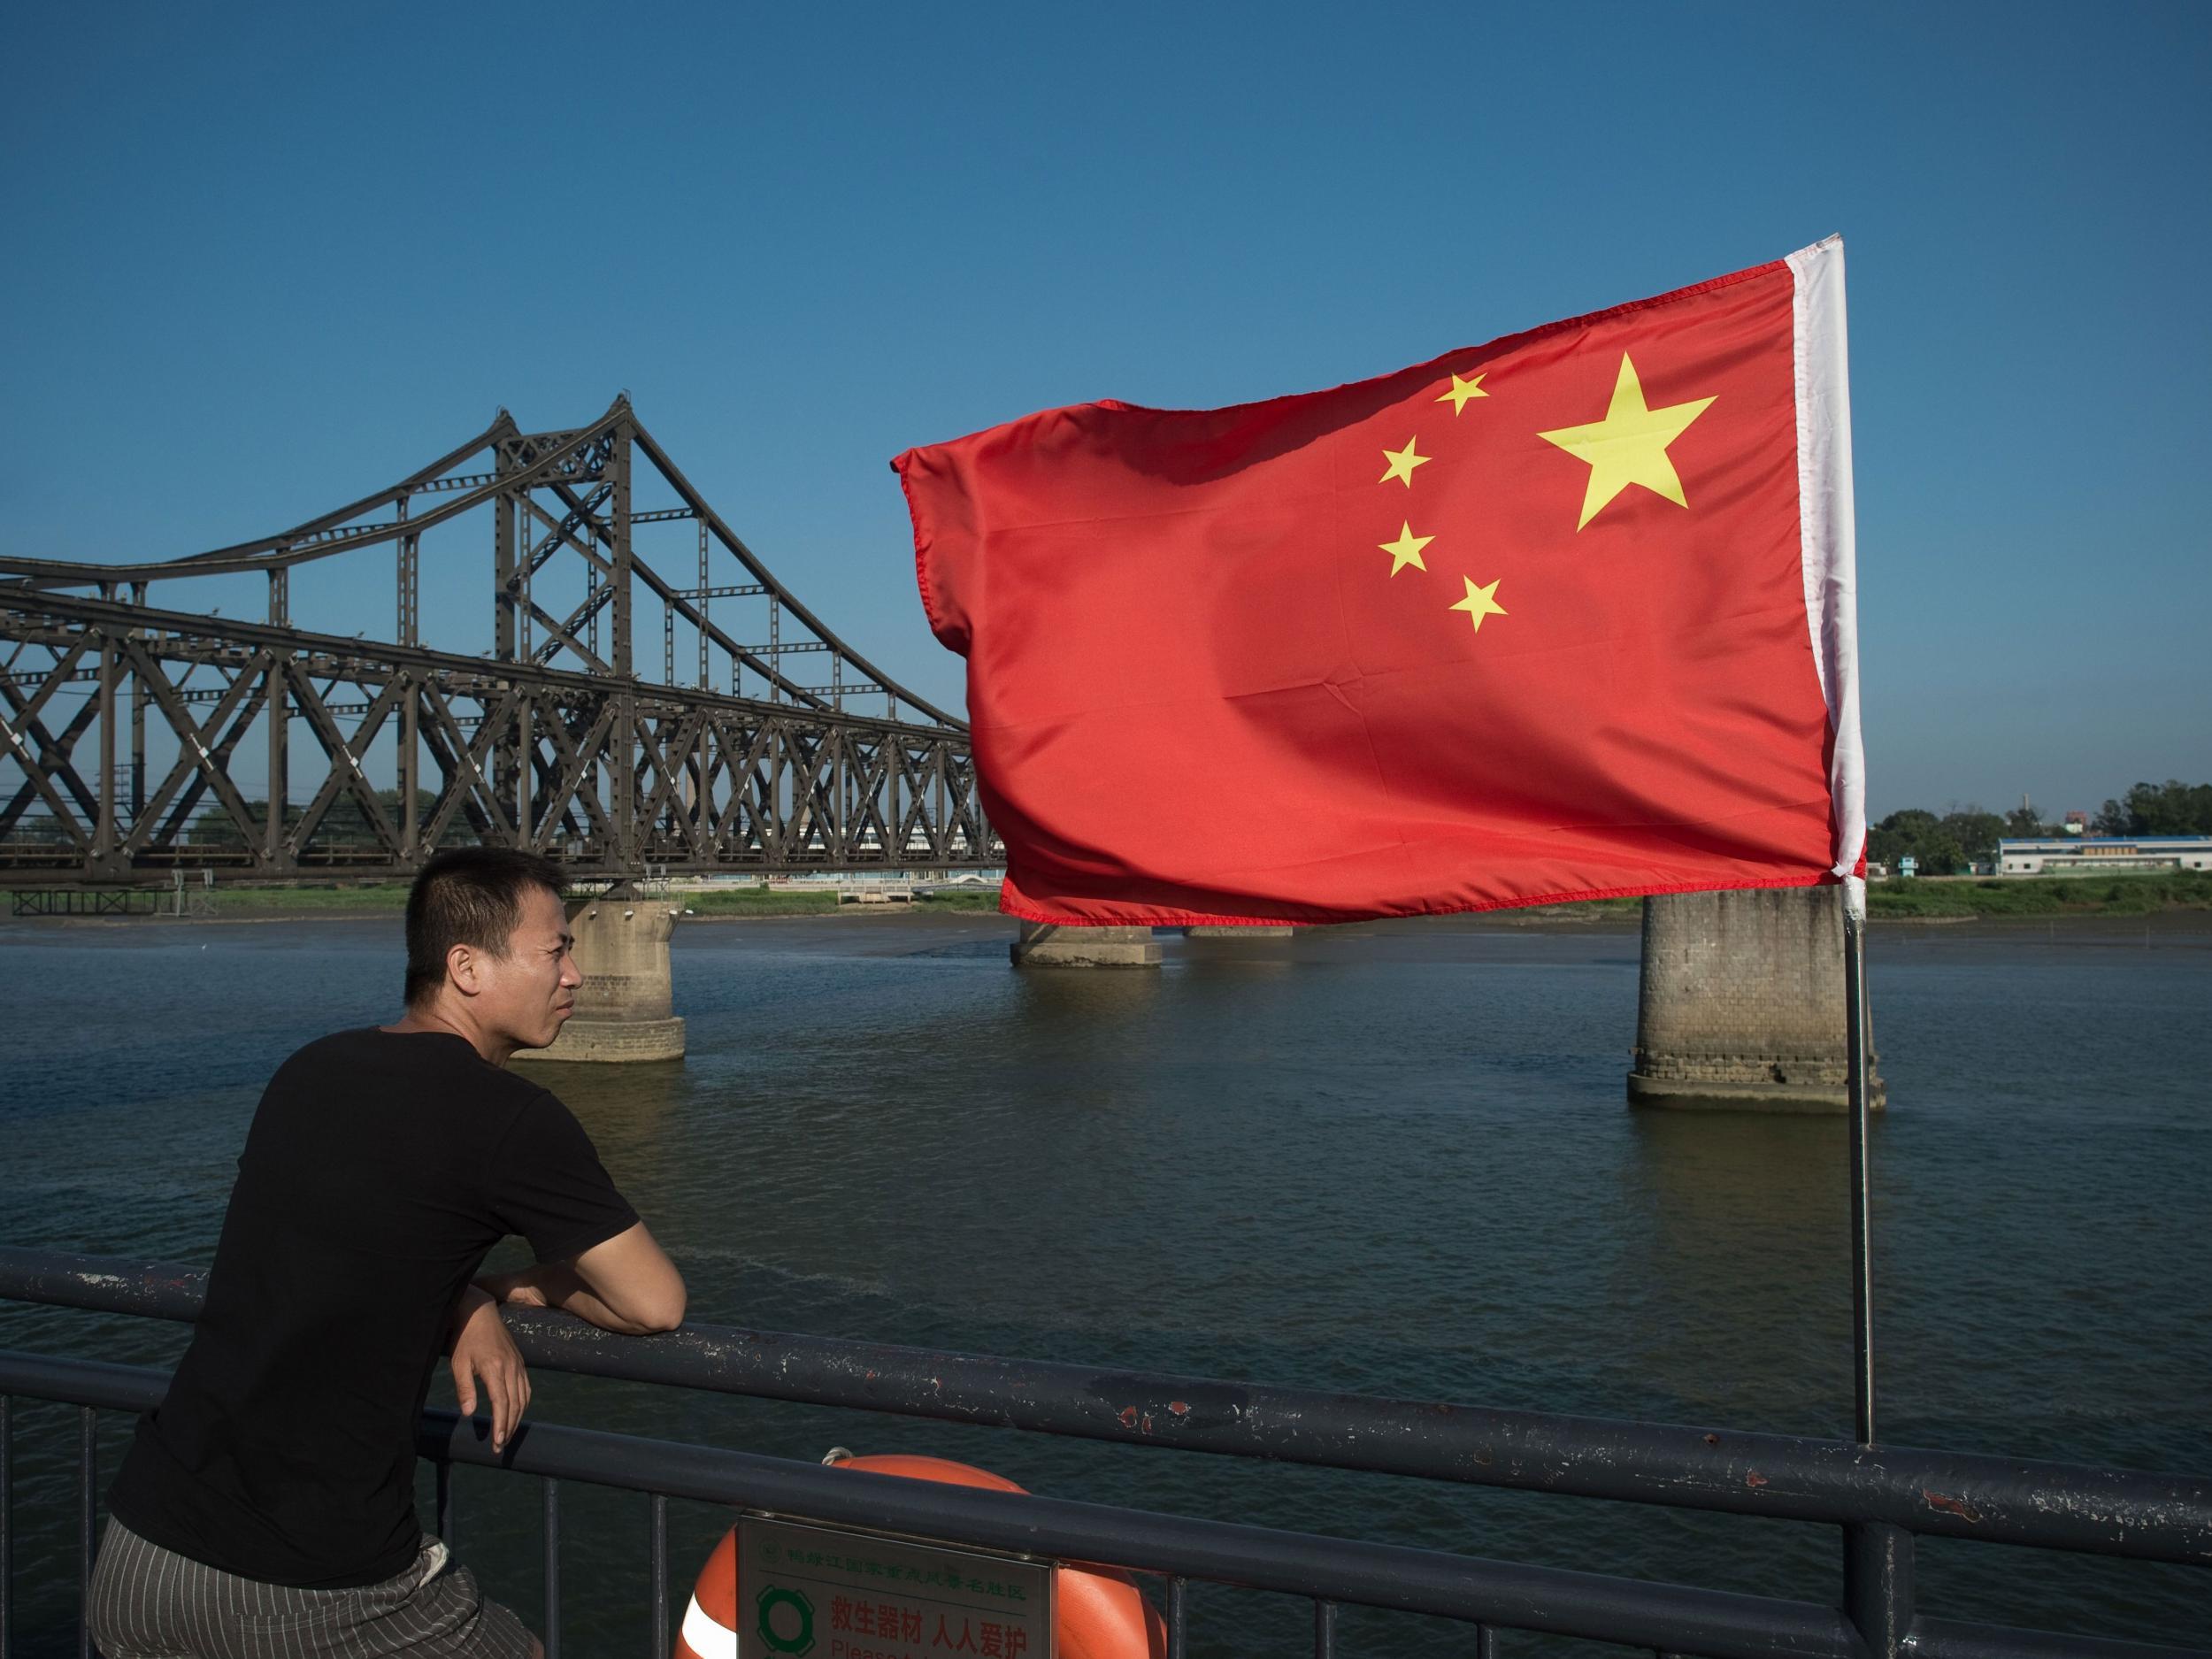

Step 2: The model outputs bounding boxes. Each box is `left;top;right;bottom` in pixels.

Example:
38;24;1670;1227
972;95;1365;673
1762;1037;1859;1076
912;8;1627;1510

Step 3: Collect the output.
1871;779;2212;876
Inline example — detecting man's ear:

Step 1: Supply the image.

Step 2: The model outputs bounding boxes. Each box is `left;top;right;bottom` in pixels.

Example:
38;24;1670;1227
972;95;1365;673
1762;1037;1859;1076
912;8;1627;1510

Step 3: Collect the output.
445;941;481;997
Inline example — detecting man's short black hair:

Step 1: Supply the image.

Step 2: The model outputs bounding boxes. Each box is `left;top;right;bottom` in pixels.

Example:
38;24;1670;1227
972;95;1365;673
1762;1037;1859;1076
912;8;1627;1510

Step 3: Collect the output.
404;848;569;1006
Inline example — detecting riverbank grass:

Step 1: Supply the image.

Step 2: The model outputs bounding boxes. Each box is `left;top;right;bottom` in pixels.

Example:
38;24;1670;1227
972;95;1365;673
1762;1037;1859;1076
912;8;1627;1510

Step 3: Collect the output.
1865;869;2212;918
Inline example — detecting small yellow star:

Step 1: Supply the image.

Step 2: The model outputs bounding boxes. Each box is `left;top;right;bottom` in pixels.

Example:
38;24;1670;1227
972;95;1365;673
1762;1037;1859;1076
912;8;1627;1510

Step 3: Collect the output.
1537;353;1716;530
1436;373;1488;413
1379;437;1429;488
1448;575;1507;633
1379;522;1432;575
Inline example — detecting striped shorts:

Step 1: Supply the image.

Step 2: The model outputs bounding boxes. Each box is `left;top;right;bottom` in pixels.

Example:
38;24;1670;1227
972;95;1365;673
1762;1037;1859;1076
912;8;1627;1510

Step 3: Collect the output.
87;1518;535;1658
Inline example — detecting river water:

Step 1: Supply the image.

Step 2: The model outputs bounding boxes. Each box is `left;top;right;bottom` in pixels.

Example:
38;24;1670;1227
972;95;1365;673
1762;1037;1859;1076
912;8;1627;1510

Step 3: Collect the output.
2;910;2207;1654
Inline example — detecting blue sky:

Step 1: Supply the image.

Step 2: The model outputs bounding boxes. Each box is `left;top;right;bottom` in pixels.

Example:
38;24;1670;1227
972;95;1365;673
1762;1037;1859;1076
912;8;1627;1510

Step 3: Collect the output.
4;2;2205;819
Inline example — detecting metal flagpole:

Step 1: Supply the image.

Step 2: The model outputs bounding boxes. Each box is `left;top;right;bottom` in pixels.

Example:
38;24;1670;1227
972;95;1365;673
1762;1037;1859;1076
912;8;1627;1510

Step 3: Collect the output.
1842;889;1875;1446
1839;877;1909;1655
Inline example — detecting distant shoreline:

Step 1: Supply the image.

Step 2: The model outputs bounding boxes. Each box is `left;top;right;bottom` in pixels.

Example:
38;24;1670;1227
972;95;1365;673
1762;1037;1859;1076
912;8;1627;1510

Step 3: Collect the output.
6;872;2208;934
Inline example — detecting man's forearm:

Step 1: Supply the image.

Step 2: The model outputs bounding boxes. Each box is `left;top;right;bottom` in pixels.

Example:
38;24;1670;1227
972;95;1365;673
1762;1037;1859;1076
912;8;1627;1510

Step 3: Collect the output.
476;1263;672;1336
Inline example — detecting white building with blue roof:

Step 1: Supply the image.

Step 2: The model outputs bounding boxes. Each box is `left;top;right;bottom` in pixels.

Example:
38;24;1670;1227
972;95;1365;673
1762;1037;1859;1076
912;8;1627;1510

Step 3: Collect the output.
1997;836;2212;874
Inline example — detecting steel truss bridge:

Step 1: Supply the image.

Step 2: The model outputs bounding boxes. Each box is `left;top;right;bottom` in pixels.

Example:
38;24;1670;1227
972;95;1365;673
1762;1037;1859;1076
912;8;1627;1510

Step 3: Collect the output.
0;399;993;887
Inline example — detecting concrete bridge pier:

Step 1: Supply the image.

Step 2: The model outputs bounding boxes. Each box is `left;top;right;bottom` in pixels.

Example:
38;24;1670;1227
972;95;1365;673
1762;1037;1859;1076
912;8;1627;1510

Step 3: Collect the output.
1628;887;1883;1113
518;893;687;1063
1010;922;1161;968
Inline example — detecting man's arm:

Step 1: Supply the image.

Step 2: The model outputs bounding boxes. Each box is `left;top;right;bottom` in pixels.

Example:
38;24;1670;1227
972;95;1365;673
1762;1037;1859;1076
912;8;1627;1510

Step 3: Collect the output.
476;1221;687;1336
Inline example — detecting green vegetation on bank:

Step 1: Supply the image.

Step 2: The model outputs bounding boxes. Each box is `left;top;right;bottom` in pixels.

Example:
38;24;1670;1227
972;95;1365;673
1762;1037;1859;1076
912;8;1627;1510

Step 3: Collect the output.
1865;870;2212;918
188;882;413;910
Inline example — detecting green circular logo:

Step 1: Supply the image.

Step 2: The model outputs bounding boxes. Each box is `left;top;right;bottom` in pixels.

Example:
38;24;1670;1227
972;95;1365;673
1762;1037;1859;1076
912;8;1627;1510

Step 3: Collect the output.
756;1586;815;1656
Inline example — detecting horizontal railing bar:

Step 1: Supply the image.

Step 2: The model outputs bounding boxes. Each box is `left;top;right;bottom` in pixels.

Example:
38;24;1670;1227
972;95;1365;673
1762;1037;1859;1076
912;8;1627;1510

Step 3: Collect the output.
0;1352;1854;1659
7;1248;2205;1567
1909;1615;2206;1659
7;1355;2205;1659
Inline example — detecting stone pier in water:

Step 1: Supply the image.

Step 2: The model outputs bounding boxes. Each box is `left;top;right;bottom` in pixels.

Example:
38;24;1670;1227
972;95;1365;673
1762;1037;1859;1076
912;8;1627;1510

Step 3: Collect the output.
1008;922;1301;965
1009;923;1162;968
1628;886;1882;1112
519;893;687;1063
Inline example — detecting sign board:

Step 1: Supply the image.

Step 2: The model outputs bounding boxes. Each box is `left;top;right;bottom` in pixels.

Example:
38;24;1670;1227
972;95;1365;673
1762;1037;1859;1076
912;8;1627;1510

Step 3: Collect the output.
735;1517;1056;1659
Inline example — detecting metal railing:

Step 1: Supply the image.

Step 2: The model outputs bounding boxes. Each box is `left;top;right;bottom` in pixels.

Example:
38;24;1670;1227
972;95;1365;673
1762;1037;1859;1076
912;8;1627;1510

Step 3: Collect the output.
2;1248;2207;1659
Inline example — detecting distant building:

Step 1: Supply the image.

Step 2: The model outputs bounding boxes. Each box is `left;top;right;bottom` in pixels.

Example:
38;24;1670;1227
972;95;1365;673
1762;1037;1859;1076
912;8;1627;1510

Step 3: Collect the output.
1998;836;2212;875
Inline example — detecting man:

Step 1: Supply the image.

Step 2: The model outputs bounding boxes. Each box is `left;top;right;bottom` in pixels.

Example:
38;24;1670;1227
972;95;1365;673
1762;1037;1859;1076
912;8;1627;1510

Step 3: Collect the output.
88;848;685;1658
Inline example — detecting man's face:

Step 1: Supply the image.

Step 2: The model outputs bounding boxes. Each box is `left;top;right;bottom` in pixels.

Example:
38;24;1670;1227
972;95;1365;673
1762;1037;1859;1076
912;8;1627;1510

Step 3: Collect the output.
476;886;581;1050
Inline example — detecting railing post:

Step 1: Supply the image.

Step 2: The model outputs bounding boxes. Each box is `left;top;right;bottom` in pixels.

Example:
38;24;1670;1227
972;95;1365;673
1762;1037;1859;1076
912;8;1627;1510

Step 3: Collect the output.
1310;1598;1336;1658
1164;1574;1187;1659
3;1394;13;1659
77;1407;96;1659
542;1477;561;1659
1844;1521;1913;1659
649;1493;669;1659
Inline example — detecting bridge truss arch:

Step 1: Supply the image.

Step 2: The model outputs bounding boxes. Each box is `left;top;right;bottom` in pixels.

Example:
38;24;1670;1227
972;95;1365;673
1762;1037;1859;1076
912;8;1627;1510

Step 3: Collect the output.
0;400;995;885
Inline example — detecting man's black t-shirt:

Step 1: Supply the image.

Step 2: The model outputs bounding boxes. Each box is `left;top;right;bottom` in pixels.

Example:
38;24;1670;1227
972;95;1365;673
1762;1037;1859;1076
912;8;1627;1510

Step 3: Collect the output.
108;1028;639;1587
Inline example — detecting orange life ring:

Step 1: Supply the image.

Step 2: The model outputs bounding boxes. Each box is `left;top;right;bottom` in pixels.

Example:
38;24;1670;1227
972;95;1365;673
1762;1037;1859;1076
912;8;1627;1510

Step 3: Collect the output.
676;1452;1166;1659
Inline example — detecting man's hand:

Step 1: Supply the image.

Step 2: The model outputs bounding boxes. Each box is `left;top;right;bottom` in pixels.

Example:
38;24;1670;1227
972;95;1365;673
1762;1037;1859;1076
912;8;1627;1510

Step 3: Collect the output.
448;1286;531;1454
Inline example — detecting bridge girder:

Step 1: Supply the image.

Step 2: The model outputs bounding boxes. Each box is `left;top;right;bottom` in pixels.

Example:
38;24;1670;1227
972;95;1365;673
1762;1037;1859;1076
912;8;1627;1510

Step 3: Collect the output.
0;404;995;885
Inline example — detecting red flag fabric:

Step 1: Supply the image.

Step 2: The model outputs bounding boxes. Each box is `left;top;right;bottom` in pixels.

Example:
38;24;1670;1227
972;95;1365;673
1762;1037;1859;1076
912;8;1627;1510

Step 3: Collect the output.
894;237;1865;927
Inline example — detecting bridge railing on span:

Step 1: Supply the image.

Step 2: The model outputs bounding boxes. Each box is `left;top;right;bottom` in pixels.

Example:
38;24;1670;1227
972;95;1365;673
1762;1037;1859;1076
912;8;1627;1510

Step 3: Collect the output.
2;1248;2206;1659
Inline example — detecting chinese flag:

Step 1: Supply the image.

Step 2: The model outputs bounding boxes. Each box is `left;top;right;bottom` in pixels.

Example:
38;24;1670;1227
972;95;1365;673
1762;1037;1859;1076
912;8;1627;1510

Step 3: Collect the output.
893;238;1865;926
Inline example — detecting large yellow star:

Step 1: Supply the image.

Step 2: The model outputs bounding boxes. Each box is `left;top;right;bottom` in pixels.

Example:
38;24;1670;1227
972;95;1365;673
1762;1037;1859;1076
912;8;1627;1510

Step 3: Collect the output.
1449;575;1507;633
1379;522;1432;575
1379;437;1429;488
1436;373;1487;413
1537;354;1717;530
